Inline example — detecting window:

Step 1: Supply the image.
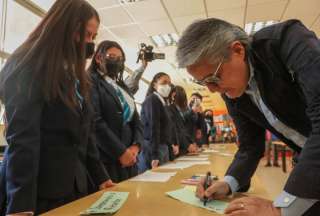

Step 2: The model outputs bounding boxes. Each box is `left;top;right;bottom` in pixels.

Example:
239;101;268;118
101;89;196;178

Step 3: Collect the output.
4;1;41;53
0;58;6;70
134;80;149;104
245;20;278;35
135;102;142;115
0;0;3;21
123;70;130;80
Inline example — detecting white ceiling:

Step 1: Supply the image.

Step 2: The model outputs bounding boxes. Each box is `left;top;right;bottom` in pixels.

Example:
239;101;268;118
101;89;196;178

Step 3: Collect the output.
88;0;320;110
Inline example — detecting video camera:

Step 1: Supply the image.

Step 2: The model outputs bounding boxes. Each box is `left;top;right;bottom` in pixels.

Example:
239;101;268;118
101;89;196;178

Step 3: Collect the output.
136;43;165;63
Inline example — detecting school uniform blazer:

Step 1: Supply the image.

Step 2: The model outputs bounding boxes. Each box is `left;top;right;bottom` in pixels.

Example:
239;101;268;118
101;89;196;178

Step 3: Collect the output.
90;71;143;166
141;93;172;161
167;105;193;155
0;59;109;214
183;110;198;143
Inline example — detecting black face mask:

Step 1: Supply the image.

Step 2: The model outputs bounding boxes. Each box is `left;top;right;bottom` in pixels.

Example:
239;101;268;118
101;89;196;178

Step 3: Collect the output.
205;114;213;119
85;42;95;59
105;59;124;78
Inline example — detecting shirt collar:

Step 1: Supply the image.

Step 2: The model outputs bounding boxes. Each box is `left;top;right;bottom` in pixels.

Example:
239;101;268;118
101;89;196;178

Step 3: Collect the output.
98;69;116;84
248;59;255;86
153;91;166;106
245;59;255;94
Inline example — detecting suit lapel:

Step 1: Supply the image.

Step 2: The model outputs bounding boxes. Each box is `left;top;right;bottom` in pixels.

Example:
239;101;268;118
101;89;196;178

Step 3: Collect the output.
98;75;123;110
233;94;268;126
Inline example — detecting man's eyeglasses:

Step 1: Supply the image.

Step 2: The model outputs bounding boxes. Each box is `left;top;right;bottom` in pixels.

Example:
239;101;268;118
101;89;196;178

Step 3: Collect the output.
193;60;223;86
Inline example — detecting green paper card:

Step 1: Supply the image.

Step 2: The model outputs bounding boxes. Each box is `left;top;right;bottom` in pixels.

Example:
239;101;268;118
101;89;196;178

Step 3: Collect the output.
166;188;228;214
80;191;129;215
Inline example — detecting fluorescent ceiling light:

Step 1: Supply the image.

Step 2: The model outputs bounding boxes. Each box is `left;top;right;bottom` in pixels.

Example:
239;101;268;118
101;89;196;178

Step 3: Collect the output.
245;20;278;35
171;33;179;43
254;21;264;32
244;23;253;35
120;0;145;3
150;33;180;47
151;35;165;47
162;34;172;45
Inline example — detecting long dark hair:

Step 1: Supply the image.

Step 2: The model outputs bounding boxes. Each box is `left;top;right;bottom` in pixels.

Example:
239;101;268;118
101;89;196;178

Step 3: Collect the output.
0;0;99;109
146;72;170;97
89;40;126;83
172;85;188;111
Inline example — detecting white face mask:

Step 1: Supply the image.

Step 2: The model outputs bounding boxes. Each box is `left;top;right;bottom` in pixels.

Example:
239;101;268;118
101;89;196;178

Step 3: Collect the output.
157;84;171;98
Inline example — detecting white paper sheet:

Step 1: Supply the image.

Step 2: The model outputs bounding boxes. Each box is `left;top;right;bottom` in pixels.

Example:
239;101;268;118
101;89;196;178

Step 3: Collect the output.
129;171;177;182
158;161;211;170
176;157;209;161
203;149;220;153
181;154;209;158
218;152;233;157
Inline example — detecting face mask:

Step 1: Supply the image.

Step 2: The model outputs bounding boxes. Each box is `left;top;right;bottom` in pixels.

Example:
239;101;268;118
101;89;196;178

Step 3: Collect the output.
157;84;171;98
105;59;124;78
85;42;95;59
205;114;213;119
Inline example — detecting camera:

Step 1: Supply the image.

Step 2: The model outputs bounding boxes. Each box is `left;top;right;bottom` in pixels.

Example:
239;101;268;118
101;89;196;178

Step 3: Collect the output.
190;98;201;109
136;43;165;63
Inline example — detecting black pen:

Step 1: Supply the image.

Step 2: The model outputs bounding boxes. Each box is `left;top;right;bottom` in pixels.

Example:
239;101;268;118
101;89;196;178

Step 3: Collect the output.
203;171;211;206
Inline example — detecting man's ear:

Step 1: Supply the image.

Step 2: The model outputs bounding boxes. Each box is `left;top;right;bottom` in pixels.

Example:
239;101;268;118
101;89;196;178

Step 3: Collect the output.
230;41;246;59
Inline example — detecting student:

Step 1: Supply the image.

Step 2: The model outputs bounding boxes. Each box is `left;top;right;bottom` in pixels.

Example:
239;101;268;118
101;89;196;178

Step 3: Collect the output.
0;0;113;215
167;86;198;155
140;72;178;169
89;40;143;183
98;40;148;96
203;109;216;144
185;92;208;146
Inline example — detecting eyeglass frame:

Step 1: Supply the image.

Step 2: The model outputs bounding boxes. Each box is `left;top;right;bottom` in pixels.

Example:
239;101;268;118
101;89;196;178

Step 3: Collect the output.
105;53;124;62
192;59;224;86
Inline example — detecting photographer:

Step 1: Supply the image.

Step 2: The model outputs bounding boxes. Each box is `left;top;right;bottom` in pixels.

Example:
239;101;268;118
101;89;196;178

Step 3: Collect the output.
204;109;216;144
124;60;148;95
186;93;208;146
125;43;165;95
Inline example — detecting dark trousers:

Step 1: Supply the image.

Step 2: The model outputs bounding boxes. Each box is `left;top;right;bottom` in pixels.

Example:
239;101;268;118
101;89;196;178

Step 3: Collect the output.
103;162;138;183
0;182;87;216
141;141;170;170
36;186;87;215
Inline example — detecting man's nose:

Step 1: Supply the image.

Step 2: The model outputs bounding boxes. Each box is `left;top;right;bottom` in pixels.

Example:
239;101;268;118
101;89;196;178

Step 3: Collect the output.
206;83;221;93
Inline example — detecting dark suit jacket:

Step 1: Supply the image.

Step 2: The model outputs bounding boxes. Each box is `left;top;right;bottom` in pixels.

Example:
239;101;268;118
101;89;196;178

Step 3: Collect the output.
195;113;208;145
141;93;172;162
183;110;197;143
0;59;109;214
183;109;208;145
90;71;143;182
167;105;193;155
223;20;320;202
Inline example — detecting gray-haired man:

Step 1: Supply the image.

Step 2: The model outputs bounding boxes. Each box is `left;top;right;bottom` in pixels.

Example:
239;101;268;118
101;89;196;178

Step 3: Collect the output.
177;18;320;216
